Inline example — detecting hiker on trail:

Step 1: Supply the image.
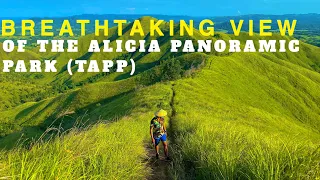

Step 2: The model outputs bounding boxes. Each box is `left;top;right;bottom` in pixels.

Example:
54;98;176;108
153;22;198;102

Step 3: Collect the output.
150;109;170;160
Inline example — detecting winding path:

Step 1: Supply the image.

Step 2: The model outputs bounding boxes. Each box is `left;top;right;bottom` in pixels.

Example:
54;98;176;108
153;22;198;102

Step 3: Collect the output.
146;83;176;180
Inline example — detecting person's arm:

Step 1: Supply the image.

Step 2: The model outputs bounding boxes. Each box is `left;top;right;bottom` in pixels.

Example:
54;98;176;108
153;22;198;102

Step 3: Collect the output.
150;125;155;145
163;124;167;135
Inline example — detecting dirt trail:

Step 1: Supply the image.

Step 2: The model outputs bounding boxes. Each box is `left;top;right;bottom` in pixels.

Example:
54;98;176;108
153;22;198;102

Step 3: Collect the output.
146;145;170;180
146;83;176;180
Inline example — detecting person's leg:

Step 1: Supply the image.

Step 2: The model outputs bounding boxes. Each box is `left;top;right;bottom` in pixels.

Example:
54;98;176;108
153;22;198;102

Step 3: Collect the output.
155;144;160;154
154;137;160;158
161;134;169;157
162;141;169;157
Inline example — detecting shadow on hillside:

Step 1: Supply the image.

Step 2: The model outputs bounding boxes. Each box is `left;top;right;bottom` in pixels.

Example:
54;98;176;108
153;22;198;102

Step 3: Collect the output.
0;90;134;150
15;101;47;121
15;92;77;126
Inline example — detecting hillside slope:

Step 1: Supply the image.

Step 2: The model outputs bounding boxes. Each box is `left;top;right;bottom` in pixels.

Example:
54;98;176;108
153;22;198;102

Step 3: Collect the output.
0;83;173;179
171;52;320;179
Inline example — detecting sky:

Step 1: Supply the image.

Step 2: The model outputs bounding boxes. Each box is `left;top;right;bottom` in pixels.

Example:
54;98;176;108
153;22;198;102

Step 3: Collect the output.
1;0;319;17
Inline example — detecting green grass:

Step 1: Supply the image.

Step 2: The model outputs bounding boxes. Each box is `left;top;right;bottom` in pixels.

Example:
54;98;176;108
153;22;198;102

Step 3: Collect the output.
1;17;320;179
170;53;320;179
0;83;173;179
0;122;148;179
173;122;319;179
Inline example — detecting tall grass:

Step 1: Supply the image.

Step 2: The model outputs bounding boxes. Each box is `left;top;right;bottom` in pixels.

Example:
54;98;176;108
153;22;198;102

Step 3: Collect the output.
171;122;320;179
0;118;149;179
169;53;320;179
0;83;173;179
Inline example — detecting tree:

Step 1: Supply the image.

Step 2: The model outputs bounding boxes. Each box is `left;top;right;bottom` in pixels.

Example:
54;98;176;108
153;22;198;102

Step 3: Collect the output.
160;57;183;81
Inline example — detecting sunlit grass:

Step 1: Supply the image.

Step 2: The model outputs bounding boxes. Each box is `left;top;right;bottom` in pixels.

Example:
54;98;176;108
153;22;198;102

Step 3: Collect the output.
170;54;320;179
0;83;173;179
0;119;148;179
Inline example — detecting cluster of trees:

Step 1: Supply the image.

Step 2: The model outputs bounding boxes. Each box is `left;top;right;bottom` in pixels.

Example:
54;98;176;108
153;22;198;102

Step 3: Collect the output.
296;33;320;47
0;82;52;110
0;73;56;110
137;53;207;85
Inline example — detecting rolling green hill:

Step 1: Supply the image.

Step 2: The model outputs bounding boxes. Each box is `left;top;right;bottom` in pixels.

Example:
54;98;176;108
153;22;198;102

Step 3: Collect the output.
0;17;319;179
171;52;320;179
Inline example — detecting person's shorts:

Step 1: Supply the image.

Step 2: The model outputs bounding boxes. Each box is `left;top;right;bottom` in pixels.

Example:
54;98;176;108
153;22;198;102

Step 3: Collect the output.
154;134;167;146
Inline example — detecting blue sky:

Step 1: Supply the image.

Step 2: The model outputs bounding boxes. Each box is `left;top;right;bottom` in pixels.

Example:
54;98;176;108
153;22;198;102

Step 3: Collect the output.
1;0;319;17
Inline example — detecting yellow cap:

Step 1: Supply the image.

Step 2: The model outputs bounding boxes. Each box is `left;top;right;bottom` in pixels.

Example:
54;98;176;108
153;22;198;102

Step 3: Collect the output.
155;109;167;117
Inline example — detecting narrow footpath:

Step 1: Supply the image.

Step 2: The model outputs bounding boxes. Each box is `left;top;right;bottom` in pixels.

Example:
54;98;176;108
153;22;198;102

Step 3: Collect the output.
146;83;176;180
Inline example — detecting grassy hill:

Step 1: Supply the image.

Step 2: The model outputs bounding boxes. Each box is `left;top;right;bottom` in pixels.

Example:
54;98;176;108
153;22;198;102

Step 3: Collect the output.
0;17;319;179
0;83;173;179
171;52;320;179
